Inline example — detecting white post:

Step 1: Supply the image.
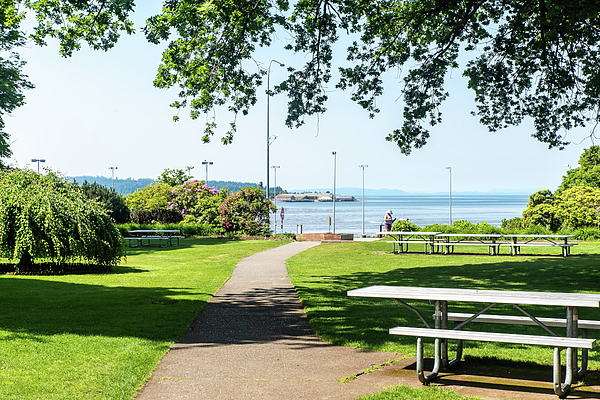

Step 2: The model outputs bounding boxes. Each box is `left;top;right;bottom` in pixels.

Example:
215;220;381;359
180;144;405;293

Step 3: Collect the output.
271;165;280;234
446;166;452;225
359;165;368;237
332;151;337;235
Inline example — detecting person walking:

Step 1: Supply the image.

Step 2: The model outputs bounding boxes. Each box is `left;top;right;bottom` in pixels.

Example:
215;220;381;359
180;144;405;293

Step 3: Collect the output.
383;210;395;231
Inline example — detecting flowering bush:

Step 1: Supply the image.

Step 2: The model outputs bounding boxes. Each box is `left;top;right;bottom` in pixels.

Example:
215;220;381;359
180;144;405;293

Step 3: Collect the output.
219;187;275;236
168;179;227;226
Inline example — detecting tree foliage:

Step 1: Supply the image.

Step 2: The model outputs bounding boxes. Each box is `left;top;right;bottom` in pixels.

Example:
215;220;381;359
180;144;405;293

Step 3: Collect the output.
142;0;600;153
0;169;124;269
2;1;600;156
523;146;600;231
78;181;130;224
557;146;600;194
156;168;190;187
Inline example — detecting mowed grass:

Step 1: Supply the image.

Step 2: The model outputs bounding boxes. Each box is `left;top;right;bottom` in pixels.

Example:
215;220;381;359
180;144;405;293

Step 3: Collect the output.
0;238;288;399
286;240;600;372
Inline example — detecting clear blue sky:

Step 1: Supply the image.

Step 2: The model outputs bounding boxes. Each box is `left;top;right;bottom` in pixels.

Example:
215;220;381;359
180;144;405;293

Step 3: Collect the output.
4;3;592;193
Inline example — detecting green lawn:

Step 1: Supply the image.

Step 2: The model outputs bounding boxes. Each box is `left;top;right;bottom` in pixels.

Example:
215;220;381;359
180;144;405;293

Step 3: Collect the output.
0;238;288;399
286;240;600;397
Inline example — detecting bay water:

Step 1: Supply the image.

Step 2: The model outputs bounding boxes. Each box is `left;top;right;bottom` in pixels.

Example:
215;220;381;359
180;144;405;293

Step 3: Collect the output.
272;194;530;236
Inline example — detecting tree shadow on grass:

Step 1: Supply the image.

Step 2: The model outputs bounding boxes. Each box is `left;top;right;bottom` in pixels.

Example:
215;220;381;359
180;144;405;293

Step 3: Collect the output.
293;253;600;359
0;278;211;342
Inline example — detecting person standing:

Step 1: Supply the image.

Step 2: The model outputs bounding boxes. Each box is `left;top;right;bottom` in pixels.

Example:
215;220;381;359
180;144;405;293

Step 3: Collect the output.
384;210;395;231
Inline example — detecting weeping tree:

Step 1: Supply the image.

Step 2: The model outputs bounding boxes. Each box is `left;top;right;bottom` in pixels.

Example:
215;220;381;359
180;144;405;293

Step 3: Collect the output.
0;169;124;272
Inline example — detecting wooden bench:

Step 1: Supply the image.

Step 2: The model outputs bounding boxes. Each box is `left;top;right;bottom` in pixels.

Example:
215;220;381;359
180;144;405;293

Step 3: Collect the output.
446;312;600;331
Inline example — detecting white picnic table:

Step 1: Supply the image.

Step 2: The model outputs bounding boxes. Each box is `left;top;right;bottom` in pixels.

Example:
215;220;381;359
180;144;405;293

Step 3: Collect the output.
383;232;577;257
380;231;441;254
348;285;600;396
124;229;184;248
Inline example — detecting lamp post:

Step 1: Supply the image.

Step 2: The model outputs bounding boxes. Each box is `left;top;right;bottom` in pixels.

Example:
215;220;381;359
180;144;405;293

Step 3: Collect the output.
359;165;368;237
271;165;280;234
109;166;118;189
202;160;213;186
266;59;285;200
446;166;452;225
31;159;45;173
186;165;194;179
332;151;337;234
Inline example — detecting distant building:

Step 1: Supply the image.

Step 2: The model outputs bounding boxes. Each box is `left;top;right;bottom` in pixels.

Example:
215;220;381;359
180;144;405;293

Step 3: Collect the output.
276;194;296;202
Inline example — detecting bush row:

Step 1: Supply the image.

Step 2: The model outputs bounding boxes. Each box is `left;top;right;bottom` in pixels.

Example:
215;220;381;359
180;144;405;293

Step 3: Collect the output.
391;218;600;240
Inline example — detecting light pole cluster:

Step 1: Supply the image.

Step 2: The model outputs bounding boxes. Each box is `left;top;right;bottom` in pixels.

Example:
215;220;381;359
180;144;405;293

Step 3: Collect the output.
109;166;118;189
202;160;213;186
31;159;45;173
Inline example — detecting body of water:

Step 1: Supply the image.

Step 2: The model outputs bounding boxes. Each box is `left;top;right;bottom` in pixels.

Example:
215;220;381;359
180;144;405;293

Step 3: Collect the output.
272;194;530;236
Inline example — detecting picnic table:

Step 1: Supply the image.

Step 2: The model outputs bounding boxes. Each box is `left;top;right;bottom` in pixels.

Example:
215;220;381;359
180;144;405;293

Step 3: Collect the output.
385;232;577;257
437;233;505;255
123;229;184;248
381;231;441;254
502;234;576;257
348;285;600;396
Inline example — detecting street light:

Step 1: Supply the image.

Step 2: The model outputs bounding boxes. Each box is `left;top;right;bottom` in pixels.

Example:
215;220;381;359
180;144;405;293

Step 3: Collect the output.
271;165;280;234
109;166;118;189
446;166;452;225
202;160;213;186
359;165;368;237
332;151;337;235
186;165;194;179
31;159;45;173
266;59;285;200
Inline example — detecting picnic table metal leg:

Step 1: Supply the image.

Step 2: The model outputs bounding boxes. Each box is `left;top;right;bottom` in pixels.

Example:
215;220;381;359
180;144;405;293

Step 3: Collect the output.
554;306;578;397
417;300;442;384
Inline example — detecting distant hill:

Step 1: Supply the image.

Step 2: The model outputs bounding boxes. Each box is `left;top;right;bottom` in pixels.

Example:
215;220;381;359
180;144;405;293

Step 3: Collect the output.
68;176;279;196
69;176;155;195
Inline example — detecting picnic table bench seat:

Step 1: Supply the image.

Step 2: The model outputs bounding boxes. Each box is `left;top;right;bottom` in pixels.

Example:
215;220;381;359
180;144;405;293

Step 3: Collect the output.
389;326;595;349
445;312;600;331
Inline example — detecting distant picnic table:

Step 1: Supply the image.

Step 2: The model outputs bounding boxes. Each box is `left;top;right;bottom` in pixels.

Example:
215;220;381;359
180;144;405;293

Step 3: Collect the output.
381;232;577;257
123;230;185;248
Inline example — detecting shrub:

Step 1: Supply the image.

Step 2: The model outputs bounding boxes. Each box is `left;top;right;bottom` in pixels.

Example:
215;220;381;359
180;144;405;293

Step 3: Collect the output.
422;223;451;233
574;227;600;241
168;179;228;225
392;219;420;232
0;169;123;271
524;224;553;235
219;187;275;236
501;217;524;231
475;221;501;234
126;182;182;224
450;220;477;233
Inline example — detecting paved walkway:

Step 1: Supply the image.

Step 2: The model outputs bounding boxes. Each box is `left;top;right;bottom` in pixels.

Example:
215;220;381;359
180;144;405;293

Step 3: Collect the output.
136;241;600;400
135;241;403;400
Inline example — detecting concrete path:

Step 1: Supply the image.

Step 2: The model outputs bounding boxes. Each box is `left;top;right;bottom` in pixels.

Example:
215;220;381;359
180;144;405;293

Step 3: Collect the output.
135;241;600;400
135;241;403;400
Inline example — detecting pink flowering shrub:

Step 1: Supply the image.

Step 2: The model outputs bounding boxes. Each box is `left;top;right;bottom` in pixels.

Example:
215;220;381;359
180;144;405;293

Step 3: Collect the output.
219;187;275;235
168;179;228;226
